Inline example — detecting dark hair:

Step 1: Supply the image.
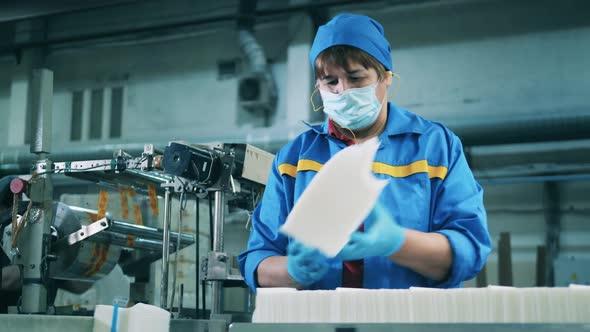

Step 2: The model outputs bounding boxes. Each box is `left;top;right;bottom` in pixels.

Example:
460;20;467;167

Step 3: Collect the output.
314;45;388;80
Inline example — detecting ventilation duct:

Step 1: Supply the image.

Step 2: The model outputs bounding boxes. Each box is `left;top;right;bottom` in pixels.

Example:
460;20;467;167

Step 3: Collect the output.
236;0;277;116
447;109;590;146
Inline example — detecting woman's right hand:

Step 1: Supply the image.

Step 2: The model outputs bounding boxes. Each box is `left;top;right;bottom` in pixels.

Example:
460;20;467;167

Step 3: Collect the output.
286;241;329;287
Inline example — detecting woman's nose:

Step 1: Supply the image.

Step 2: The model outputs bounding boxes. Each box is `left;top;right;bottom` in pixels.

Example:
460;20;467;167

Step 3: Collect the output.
333;80;349;94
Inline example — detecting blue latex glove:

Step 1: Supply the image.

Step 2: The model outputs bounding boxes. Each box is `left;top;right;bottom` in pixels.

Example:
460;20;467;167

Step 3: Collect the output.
286;241;330;286
338;203;406;261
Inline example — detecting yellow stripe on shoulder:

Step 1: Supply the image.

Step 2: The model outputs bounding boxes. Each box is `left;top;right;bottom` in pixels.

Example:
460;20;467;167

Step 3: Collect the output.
278;163;297;178
372;160;447;180
297;159;323;172
278;159;324;178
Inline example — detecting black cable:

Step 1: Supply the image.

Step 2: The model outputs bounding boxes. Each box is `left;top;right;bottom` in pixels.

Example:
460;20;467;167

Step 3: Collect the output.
195;197;200;319
202;280;207;319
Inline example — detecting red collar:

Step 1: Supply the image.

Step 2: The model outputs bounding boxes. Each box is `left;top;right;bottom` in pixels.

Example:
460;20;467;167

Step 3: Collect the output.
328;120;355;146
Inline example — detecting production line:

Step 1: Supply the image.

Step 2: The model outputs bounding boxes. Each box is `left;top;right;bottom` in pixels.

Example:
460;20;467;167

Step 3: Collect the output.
1;135;272;329
1;134;273;314
0;69;275;330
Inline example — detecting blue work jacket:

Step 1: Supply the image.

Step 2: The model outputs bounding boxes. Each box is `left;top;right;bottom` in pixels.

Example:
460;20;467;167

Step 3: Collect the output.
238;103;491;291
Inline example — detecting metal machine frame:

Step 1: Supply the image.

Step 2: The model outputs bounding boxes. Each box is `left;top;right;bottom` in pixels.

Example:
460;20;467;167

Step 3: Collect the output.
1;69;273;321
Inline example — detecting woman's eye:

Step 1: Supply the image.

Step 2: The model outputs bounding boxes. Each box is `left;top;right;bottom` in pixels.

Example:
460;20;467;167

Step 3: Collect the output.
327;80;337;86
350;77;363;82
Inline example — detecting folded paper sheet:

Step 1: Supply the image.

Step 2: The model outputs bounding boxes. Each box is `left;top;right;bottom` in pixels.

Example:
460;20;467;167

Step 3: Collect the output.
279;137;388;257
93;303;170;332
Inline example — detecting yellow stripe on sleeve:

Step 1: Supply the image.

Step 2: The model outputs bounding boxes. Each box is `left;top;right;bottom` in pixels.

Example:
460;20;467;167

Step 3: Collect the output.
278;163;297;178
427;165;448;180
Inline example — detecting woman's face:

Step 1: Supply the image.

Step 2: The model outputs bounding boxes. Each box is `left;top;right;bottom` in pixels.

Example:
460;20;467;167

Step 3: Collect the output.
316;59;391;102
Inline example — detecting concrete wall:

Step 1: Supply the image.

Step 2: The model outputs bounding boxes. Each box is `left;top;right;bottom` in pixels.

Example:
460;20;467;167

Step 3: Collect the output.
391;27;590;120
2;1;589;146
365;1;590;121
43;22;289;146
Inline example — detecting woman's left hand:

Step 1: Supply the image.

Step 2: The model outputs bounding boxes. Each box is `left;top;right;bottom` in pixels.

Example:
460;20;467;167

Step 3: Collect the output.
337;203;406;261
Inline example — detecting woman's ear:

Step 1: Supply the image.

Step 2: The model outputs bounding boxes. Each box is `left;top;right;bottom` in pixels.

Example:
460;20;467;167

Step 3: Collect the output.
384;71;393;87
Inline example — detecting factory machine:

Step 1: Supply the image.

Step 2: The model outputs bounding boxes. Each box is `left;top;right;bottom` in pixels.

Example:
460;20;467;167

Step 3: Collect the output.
1;140;271;313
0;69;274;331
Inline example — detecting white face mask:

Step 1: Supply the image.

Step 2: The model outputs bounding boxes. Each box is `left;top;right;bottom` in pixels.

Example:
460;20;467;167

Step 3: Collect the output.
319;82;384;130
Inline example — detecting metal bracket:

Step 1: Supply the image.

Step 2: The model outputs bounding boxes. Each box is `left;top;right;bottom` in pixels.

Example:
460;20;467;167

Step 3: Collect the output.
53;217;110;250
141;144;155;170
219;151;236;192
161;176;201;194
200;251;244;282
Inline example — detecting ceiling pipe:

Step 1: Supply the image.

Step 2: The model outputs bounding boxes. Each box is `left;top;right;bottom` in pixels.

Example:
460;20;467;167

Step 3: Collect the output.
2;109;590;176
446;108;590;146
0;0;143;24
0;0;438;56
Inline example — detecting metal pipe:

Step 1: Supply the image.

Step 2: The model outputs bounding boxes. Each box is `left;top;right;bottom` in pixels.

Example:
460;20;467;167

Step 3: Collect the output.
3;111;590;175
160;186;172;309
195;198;200;318
93;232;168;252
17;69;54;314
478;173;590;185
67;205;193;247
124;169;173;184
0;0;407;56
469;138;590;172
29;69;53;155
210;190;225;318
447;109;590;146
109;220;194;246
212;191;225;253
1;0;142;23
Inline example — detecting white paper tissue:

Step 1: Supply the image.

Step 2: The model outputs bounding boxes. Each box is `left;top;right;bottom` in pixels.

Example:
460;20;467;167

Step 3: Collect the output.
279;137;388;257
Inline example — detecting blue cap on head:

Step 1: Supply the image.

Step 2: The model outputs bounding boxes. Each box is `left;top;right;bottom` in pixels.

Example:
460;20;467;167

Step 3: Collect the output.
309;13;392;72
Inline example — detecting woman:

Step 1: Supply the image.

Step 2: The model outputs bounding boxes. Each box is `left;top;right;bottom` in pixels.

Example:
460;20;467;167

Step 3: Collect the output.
238;13;491;290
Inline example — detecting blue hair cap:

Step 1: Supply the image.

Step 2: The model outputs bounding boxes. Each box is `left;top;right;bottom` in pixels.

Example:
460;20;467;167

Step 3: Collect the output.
309;13;392;72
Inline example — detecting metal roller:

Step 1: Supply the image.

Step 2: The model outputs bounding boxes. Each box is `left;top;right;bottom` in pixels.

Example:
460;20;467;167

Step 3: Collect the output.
48;202;195;287
50;202;121;283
